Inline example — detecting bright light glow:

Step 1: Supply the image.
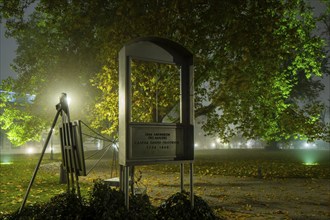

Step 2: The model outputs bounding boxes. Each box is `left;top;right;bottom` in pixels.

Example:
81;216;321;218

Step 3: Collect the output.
211;142;216;149
113;143;119;151
303;142;317;149
246;140;253;148
223;142;229;149
302;154;319;166
0;156;13;165
67;96;71;105
97;140;101;150
194;143;199;148
216;138;221;143
0;162;13;165
26;147;35;154
303;162;319;166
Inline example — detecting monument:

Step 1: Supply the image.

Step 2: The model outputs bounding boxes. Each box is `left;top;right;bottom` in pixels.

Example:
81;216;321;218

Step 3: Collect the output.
118;37;194;208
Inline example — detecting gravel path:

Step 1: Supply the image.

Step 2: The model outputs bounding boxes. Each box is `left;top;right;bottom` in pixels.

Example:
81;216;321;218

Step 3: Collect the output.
138;170;330;219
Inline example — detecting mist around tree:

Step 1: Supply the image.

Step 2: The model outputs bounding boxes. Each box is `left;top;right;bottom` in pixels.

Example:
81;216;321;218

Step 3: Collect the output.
0;0;329;146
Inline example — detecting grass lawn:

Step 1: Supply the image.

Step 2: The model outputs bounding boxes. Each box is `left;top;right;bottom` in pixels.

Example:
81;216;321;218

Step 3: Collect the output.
0;149;329;216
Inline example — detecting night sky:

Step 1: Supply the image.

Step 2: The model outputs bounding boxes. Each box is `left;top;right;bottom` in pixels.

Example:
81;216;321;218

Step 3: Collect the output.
0;22;16;81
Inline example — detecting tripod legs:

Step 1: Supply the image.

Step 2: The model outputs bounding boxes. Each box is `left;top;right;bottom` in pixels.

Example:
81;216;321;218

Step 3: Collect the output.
19;109;62;214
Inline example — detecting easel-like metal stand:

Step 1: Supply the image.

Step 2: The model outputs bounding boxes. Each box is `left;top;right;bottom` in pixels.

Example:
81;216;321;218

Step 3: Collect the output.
19;93;81;214
59;120;82;199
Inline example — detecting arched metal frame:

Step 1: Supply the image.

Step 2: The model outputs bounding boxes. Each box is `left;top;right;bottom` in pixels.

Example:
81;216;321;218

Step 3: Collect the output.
118;37;194;209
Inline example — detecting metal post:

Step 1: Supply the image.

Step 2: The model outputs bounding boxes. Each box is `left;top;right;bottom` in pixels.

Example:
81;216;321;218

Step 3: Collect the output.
119;165;124;191
180;163;184;192
19;109;61;214
70;161;75;193
124;166;129;209
130;165;135;195
111;148;117;178
65;152;70;191
72;145;81;198
190;162;194;208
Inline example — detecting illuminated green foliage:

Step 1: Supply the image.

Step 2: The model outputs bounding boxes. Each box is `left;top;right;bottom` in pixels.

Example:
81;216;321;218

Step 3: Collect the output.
130;60;181;123
0;0;329;145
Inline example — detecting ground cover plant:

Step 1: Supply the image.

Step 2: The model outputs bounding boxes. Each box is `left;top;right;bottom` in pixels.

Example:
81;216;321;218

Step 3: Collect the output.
0;154;67;214
0;149;329;218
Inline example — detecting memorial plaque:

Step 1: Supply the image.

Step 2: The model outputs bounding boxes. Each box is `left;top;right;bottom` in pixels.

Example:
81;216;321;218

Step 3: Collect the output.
129;124;183;159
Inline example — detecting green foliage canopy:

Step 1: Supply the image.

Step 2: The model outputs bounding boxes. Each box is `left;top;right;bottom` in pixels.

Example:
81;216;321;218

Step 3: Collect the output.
0;0;329;146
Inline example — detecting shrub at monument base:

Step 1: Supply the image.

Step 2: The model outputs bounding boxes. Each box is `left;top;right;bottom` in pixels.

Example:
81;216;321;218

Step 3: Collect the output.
156;191;218;220
89;180;155;219
39;192;87;219
129;194;156;220
89;180;127;219
0;181;216;219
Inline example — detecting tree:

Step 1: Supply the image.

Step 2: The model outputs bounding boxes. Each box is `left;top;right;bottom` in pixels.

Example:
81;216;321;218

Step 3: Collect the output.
0;0;329;146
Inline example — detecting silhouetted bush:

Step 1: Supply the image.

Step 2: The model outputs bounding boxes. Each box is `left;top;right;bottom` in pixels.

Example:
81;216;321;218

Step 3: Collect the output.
0;192;87;220
89;180;127;219
37;192;85;219
0;182;216;220
89;180;156;220
156;191;218;220
128;193;156;220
